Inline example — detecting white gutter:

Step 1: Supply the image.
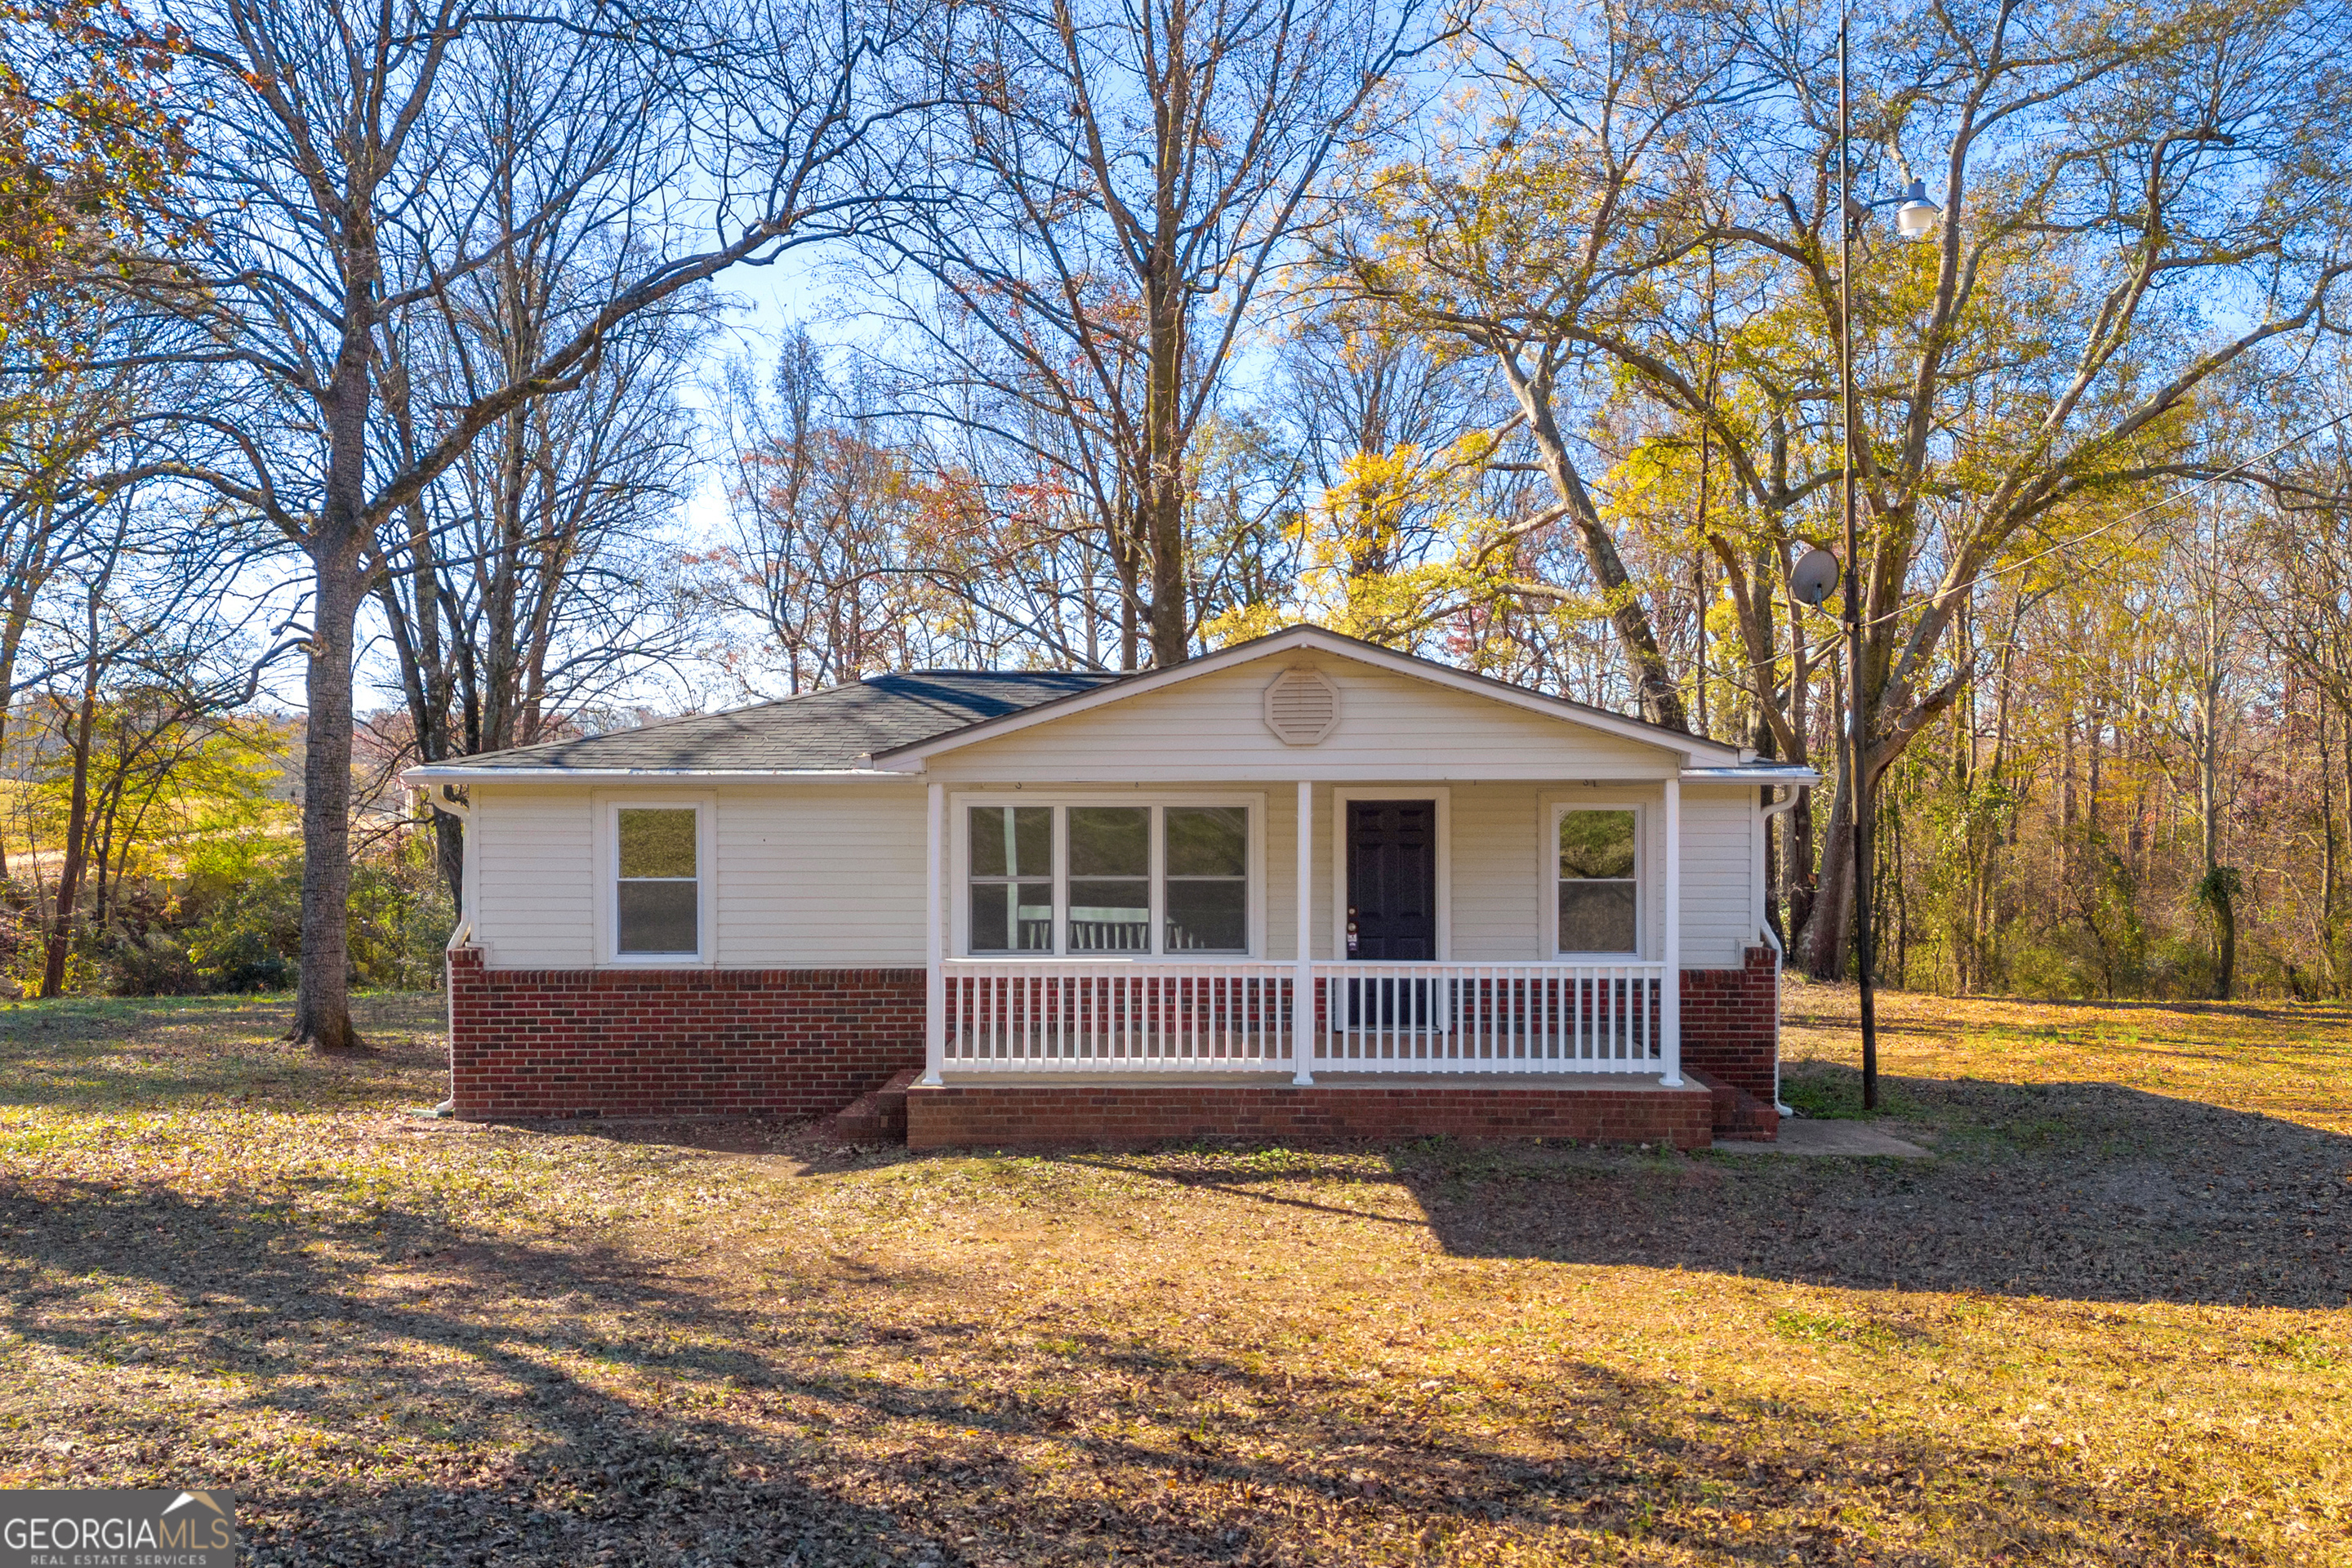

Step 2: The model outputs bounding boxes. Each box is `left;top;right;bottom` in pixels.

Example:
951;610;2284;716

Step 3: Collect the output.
399;765;917;784
1682;764;1821;785
1755;784;1804;1118
421;782;473;1120
1761;920;1793;1118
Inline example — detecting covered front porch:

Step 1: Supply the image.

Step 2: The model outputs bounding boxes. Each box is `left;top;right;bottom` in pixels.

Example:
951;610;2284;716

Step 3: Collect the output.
914;776;1703;1094
861;632;1802;1148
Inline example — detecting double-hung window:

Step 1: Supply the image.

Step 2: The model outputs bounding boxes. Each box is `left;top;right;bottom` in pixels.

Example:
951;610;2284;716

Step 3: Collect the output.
964;800;1252;956
1556;807;1639;956
616;805;702;957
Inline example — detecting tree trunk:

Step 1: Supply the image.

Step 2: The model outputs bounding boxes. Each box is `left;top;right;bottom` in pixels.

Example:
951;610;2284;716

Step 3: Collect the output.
2321;700;2339;992
290;321;372;1050
292;550;364;1049
1143;229;1188;668
1499;355;1687;731
38;677;100;998
1784;783;1816;950
2210;878;2238;1000
1805;769;1856;981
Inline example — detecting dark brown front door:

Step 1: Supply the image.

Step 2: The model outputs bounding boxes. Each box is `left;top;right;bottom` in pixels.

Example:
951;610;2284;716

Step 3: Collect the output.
1347;800;1437;960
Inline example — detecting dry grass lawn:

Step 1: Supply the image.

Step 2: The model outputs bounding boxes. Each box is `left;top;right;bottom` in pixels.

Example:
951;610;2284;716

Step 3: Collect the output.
0;982;2347;1566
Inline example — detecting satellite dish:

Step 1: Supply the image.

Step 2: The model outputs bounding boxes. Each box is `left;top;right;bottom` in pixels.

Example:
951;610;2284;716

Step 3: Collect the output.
1791;547;1841;609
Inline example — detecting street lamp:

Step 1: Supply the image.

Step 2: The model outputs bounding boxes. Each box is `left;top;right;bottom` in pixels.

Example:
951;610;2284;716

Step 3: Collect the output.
1894;180;1942;240
1838;18;1940;1112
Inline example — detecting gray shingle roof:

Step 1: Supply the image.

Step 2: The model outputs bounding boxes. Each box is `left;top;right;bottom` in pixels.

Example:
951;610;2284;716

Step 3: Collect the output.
425;670;1123;773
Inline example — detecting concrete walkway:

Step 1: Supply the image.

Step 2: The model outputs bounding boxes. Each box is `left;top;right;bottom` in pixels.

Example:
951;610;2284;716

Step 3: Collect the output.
1715;1119;1931;1158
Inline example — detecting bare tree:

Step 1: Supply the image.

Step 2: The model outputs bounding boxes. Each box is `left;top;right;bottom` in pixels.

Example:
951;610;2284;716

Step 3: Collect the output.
7;479;269;995
697;330;975;693
370;71;710;910
74;0;920;1046
860;0;1456;669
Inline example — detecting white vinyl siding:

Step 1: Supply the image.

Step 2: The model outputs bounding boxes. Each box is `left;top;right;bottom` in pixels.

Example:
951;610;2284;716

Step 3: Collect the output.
1452;783;1544;960
920;653;1680;782
461;761;1764;974
464;781;929;969
1679;785;1759;966
711;783;927;966
471;786;595;966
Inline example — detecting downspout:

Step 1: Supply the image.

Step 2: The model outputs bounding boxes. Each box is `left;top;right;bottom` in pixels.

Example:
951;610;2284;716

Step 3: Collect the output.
425;784;474;946
424;784;473;1118
1759;786;1804;1118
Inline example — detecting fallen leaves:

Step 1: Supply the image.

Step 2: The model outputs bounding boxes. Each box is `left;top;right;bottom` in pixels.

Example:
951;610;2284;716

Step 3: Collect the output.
0;989;2346;1564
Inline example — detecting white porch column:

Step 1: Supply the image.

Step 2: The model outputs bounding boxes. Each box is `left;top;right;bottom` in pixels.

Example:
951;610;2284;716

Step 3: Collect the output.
1292;779;1315;1085
922;780;946;1086
1660;775;1683;1085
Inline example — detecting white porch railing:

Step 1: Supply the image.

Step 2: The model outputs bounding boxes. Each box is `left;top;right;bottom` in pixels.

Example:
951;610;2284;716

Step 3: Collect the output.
1310;961;1664;1071
942;961;1294;1069
938;960;1668;1075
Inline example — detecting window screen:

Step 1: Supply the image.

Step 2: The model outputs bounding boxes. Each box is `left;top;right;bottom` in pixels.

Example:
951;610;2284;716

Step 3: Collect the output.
1068;806;1150;951
617;807;698;955
1557;808;1637;954
969;805;1054;952
1163;806;1248;951
963;802;1250;956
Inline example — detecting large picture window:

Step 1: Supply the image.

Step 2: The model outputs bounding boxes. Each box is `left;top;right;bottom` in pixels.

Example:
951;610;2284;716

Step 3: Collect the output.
1557;807;1638;955
617;806;700;956
963;800;1254;956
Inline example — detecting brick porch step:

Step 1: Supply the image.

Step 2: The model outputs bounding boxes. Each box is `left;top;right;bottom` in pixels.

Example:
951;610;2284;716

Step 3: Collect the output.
904;1073;1717;1152
826;1067;920;1143
1689;1069;1780;1141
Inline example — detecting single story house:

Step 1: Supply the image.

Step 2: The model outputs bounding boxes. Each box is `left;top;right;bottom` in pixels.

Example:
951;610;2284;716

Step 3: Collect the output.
403;626;1815;1150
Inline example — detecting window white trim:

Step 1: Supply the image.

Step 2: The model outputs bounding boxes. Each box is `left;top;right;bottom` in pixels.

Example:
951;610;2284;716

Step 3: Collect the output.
1540;793;1647;960
1328;786;1451;961
593;791;719;966
948;791;1266;960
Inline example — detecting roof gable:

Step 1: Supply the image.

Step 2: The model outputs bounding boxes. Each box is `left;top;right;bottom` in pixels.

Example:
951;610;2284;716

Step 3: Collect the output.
875;626;1745;770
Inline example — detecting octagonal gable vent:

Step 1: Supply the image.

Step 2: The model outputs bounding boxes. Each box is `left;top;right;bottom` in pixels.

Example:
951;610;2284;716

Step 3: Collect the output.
1263;666;1340;746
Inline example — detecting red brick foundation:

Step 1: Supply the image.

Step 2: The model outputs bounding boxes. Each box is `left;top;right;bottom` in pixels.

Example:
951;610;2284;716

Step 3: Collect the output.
905;1078;1716;1152
1681;947;1780;1134
441;946;1782;1139
445;947;923;1120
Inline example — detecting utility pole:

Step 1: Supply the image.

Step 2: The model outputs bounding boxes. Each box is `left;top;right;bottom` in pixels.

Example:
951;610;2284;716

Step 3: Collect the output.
1838;13;1880;1110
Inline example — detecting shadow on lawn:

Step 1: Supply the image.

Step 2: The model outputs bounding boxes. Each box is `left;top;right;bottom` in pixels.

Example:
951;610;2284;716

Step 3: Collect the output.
0;1174;2243;1567
1394;1068;2352;1308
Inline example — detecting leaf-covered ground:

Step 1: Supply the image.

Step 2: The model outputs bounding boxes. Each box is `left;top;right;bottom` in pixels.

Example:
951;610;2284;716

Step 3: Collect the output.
0;984;2346;1566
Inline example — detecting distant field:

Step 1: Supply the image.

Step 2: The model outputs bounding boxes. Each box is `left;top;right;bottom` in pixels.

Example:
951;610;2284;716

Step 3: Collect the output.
0;984;2345;1566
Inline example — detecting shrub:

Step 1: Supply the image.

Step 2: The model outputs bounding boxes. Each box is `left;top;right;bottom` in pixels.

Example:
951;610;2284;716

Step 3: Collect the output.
347;834;454;990
176;834;304;991
102;929;203;996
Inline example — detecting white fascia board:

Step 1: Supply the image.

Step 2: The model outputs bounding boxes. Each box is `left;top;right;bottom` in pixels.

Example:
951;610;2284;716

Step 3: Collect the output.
873;626;1745;766
1679;765;1821;785
398;766;915;786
